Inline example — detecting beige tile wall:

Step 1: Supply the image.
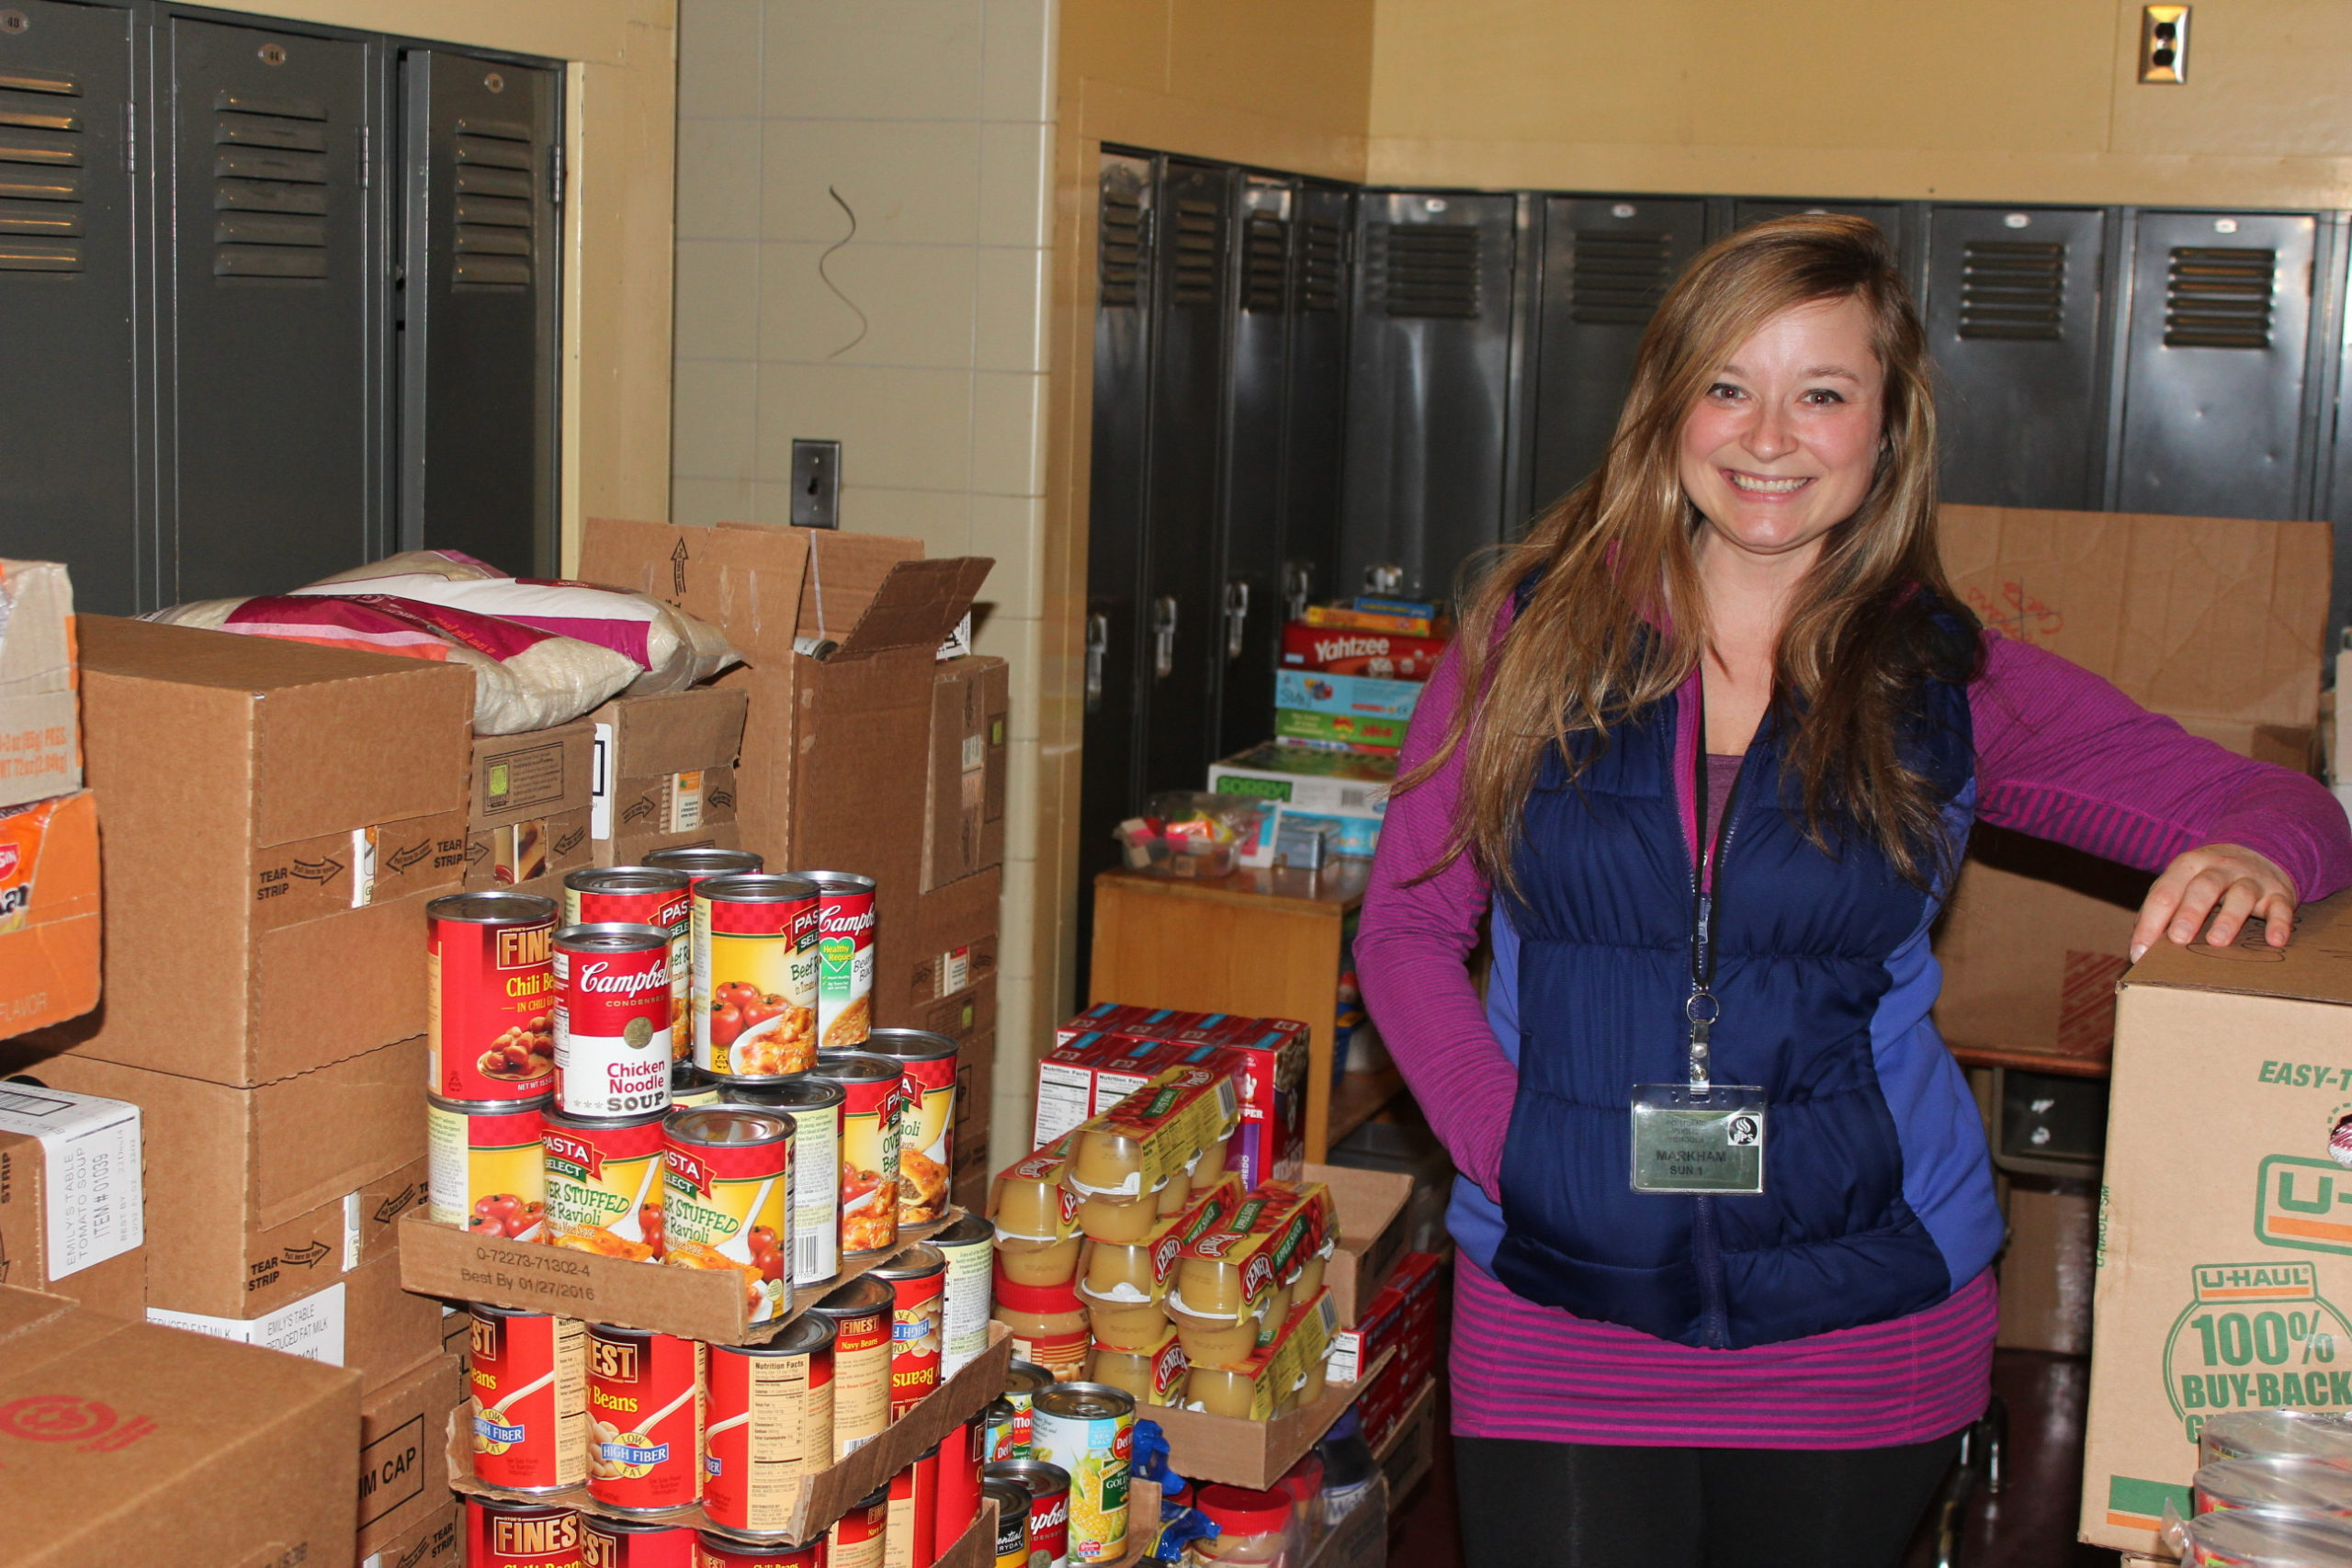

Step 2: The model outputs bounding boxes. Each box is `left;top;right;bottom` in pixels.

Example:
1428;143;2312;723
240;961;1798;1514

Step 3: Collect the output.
672;0;1057;1165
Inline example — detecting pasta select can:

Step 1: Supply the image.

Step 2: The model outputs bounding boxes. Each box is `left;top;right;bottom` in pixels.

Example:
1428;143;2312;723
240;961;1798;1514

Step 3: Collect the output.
427;891;556;1100
723;1077;845;1288
469;1304;590;1493
662;1107;793;1324
565;866;694;1063
813;1050;903;1258
586;1324;706;1513
865;1029;959;1227
543;1108;667;1260
806;870;877;1053
429;1092;548;1241
693;874;821;1079
703;1316;839;1536
1026;1383;1133;1566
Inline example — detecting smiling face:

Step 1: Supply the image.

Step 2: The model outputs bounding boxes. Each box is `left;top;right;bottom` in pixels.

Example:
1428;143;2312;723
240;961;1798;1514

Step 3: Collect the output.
1677;294;1887;570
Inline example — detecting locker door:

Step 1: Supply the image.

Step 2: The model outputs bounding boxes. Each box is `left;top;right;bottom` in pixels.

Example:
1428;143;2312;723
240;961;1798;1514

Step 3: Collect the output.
162;16;382;601
400;50;560;575
1530;195;1707;512
0;2;138;612
1341;191;1518;602
1923;206;2108;510
1215;175;1292;759
2116;211;2317;520
1278;181;1351;622
1734;197;1905;255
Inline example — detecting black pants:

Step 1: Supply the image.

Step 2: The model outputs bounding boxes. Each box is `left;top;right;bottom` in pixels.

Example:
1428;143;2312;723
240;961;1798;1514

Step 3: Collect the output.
1454;1430;1962;1568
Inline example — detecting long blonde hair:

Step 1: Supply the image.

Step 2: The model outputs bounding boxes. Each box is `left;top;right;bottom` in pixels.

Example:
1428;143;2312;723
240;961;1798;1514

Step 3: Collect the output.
1406;214;1979;893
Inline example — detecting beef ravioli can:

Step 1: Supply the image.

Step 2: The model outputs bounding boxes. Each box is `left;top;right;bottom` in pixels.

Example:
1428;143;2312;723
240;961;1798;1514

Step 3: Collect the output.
723;1076;845;1287
865;1029;958;1227
430;1092;548;1240
587;1324;706;1512
469;1304;590;1493
566;866;694;1062
1026;1384;1133;1566
813;1050;903;1258
428;891;557;1100
662;1107;793;1324
693;874;821;1079
806;870;877;1053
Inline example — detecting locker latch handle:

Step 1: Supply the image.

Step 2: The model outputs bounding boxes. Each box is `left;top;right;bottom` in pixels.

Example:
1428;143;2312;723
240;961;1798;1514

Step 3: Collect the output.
1224;580;1250;661
1085;613;1109;714
1283;562;1313;625
1152;596;1179;680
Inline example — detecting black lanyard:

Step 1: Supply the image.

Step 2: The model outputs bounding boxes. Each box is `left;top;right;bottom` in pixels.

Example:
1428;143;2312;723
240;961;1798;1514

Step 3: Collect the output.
1687;694;1741;1091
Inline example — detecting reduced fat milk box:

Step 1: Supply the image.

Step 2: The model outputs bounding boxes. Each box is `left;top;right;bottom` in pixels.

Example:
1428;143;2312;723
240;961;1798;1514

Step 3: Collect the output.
2082;893;2352;1552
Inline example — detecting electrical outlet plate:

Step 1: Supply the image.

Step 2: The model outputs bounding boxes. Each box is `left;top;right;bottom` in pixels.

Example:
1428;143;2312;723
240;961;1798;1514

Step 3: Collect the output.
790;438;842;529
2140;6;2188;85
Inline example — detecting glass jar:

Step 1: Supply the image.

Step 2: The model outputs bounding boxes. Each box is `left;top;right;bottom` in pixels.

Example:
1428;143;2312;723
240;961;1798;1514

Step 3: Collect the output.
989;1275;1091;1382
1196;1484;1295;1567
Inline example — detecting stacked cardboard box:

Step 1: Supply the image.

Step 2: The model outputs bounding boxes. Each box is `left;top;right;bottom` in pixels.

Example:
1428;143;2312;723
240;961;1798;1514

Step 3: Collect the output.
0;1083;144;1319
466;720;596;891
587;683;750;866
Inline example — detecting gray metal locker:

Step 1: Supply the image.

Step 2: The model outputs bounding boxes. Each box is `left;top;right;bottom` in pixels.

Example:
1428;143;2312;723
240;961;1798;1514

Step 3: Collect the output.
1530;195;1707;513
1922;206;2109;510
400;49;560;575
1215;174;1292;759
2114;210;2319;521
161;14;385;601
1278;181;1351;620
0;2;139;612
1341;190;1519;602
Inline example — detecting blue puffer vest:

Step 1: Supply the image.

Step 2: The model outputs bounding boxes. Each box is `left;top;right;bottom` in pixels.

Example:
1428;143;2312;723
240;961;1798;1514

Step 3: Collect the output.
1476;653;2005;1350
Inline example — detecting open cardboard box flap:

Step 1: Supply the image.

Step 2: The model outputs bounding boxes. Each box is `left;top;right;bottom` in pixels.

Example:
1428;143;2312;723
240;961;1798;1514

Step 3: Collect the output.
818;556;994;660
581;518;819;660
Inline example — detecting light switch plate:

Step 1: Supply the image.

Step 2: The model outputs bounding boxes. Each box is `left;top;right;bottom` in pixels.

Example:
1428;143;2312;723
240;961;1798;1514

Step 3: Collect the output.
790;438;842;529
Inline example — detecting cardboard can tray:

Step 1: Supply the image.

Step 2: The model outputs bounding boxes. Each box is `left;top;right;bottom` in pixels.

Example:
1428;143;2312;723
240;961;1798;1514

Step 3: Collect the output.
397;1208;962;1346
447;1321;1014;1543
1145;1348;1394;1491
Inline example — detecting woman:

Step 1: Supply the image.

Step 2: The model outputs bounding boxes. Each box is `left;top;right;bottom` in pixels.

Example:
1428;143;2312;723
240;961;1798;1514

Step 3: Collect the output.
1354;216;2352;1568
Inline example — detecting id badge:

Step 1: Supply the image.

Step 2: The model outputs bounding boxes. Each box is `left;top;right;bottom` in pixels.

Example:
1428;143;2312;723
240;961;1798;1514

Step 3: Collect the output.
1630;1084;1767;1194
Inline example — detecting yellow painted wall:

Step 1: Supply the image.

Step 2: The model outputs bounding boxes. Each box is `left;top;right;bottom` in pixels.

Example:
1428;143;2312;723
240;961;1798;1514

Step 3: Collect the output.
1367;0;2352;208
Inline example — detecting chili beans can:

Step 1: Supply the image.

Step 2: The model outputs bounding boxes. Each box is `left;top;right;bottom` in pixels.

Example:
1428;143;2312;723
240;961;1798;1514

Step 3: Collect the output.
803;871;876;1053
935;1415;987;1551
694;1529;827;1568
1025;1384;1133;1566
588;1324;707;1512
545;1109;667;1260
428;891;557;1100
556;923;676;1118
468;1496;585;1567
582;1514;701;1568
812;1051;902;1257
721;1077;844;1288
567;867;694;1063
703;1316;839;1537
865;1030;958;1227
662;1108;794;1324
643;845;763;884
830;1481;891;1568
673;1062;725;1109
871;1245;947;1420
694;874;821;1079
886;1444;941;1568
985;1480;1032;1568
985;1459;1071;1568
931;1215;995;1380
808;1275;894;1460
469;1304;590;1492
430;1092;548;1240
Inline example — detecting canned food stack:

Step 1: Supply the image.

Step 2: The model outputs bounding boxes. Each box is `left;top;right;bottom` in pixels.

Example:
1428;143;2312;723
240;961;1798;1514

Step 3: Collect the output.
2160;1411;2352;1563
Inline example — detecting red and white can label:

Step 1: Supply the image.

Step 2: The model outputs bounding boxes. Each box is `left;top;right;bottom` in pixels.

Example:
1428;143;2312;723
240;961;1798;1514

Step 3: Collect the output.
695;1531;828;1567
568;883;693;1063
543;1113;667;1261
469;1309;589;1493
885;1450;939;1568
588;1327;706;1512
828;1495;890;1568
430;908;555;1100
886;1268;945;1420
581;1516;698;1566
703;1345;837;1536
467;1497;585;1567
556;935;674;1118
933;1416;986;1551
815;884;876;1052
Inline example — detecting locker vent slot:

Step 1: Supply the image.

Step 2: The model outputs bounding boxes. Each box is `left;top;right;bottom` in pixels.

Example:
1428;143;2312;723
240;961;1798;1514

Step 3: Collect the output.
1376;222;1481;319
1300;217;1342;312
0;70;82;272
1171;197;1221;308
1241;213;1286;313
452;117;535;288
1098;180;1144;307
1568;230;1672;325
211;89;329;280
2165;246;2275;349
1958;241;2065;341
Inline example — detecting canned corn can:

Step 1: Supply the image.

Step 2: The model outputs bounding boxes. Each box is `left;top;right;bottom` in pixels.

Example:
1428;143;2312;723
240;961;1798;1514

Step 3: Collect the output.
468;1495;585;1567
693;874;821;1079
886;1445;941;1568
567;866;694;1062
703;1315;839;1537
808;1275;894;1460
872;1245;947;1419
469;1304;589;1493
428;891;556;1100
662;1107;794;1324
555;922;675;1118
582;1514;700;1567
429;1092;548;1240
829;1481;891;1568
544;1109;667;1260
933;1213;996;1380
986;1480;1032;1568
1025;1384;1133;1566
813;1050;902;1257
865;1029;957;1228
722;1077;844;1287
804;871;876;1053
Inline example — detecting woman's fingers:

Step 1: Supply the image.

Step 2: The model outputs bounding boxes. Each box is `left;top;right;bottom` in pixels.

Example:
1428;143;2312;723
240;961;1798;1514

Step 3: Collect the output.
2201;874;2262;950
2131;863;2199;963
2131;844;2301;962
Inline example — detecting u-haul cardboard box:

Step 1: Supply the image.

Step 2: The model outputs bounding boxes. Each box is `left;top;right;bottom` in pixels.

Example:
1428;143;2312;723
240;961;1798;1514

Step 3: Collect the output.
2082;892;2352;1551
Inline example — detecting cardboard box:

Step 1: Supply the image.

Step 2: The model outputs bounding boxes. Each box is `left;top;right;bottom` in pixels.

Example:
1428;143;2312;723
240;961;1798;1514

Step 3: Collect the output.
364;1496;460;1568
1148;1341;1387;1489
1317;1162;1415;1328
470;722;594;830
1931;505;2332;1060
31;616;473;1087
2080;892;2352;1552
910;866;1001;1008
148;1245;442;1394
589;686;748;860
0;559;81;808
0;789;100;1038
1996;1176;2097;1356
954;1030;994;1193
0;1083;141;1318
466;806;594;890
917;976;997;1044
358;1351;464;1557
925;657;1008;892
2;1037;429;1316
0;1282;360;1568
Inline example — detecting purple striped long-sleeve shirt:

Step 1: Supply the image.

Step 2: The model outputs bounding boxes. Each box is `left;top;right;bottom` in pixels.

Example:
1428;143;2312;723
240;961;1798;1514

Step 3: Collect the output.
1358;630;2352;1448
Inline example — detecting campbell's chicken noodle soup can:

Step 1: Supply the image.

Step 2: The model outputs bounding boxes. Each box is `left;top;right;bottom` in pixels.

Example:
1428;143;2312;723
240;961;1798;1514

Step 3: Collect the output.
813;1051;902;1257
673;1061;725;1108
934;1416;986;1551
469;1496;586;1568
695;1530;828;1568
544;1109;667;1260
886;1447;941;1568
986;1481;1032;1568
702;1317;837;1536
985;1459;1071;1568
1025;1384;1132;1566
865;1030;958;1227
872;1245;947;1420
430;1092;548;1240
469;1304;590;1492
428;891;556;1100
567;867;695;1062
662;1108;794;1324
582;1515;701;1568
808;1275;894;1459
830;1481;892;1568
723;1077;844;1287
694;874;821;1079
803;871;876;1053
587;1324;706;1512
556;923;676;1118
931;1213;996;1381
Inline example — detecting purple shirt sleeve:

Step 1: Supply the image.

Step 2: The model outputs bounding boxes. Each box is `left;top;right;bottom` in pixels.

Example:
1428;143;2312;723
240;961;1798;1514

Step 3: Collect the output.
1970;634;2352;904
